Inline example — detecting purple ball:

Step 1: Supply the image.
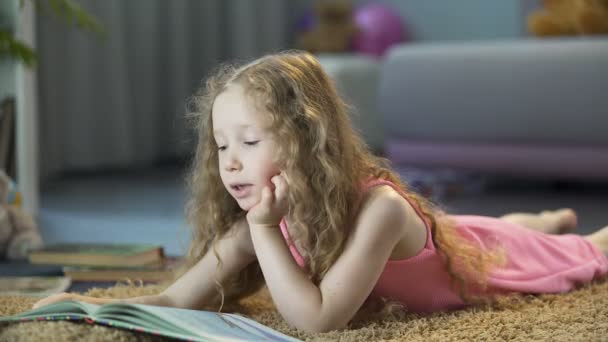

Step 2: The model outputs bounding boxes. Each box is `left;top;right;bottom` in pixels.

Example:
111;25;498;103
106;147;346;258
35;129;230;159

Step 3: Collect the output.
352;4;408;57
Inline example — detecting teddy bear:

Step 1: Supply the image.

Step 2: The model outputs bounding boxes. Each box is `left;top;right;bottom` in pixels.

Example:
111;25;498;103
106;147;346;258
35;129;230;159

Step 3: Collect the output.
0;169;44;260
296;0;358;54
527;0;608;36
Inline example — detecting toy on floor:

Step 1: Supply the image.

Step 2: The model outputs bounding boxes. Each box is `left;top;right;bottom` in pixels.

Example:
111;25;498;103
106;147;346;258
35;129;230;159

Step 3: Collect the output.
527;0;608;36
0;170;43;260
296;1;407;57
352;4;408;57
296;0;359;54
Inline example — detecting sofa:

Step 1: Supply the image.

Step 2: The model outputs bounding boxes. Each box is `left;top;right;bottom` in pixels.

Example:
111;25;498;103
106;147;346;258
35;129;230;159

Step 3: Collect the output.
316;54;384;153
319;38;608;180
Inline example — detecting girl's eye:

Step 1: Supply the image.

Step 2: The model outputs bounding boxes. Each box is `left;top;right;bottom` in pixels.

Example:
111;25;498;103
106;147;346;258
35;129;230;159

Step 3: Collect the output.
218;146;227;151
244;141;259;146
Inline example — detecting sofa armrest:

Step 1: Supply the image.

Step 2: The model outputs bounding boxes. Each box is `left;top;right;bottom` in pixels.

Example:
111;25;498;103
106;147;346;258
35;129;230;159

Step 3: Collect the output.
318;54;384;152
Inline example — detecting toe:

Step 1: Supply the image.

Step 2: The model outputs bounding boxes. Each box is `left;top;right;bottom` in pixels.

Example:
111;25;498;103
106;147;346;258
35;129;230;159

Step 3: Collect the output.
557;208;578;234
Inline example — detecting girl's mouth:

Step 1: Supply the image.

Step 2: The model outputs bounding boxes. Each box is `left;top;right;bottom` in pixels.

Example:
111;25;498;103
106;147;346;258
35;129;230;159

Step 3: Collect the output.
231;184;252;198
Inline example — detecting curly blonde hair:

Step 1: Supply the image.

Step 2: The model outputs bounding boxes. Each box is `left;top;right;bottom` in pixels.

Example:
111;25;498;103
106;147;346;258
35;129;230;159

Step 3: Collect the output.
178;50;503;311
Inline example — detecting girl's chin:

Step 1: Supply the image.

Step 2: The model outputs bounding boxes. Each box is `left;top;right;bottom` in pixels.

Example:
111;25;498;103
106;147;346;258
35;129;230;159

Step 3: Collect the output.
236;198;257;211
239;204;253;211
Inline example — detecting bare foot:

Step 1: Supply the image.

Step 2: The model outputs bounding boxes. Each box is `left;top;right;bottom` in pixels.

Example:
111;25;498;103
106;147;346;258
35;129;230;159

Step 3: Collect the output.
540;208;578;234
585;225;608;255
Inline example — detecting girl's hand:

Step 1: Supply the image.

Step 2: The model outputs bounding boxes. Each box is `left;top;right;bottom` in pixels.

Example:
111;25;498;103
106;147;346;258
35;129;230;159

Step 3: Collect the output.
32;292;115;309
247;174;289;227
32;292;78;309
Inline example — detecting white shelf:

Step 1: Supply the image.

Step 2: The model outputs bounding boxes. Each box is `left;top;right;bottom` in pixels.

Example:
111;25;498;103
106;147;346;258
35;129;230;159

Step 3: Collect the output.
14;0;39;216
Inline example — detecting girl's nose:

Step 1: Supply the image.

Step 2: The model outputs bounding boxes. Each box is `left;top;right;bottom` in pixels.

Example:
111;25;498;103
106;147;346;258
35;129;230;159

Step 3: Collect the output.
224;152;242;172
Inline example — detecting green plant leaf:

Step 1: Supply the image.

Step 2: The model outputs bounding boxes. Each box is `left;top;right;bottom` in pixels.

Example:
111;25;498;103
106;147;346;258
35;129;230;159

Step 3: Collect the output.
0;29;37;67
2;0;105;68
44;0;104;37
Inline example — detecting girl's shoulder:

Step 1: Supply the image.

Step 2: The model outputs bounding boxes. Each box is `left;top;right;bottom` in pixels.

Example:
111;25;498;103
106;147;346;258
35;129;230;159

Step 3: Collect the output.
357;178;411;217
358;183;422;226
360;183;404;208
358;178;426;220
355;182;429;260
354;184;412;234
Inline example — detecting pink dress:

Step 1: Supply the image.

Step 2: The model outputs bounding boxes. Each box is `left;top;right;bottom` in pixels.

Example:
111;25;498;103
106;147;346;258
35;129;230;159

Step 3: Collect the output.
279;179;608;314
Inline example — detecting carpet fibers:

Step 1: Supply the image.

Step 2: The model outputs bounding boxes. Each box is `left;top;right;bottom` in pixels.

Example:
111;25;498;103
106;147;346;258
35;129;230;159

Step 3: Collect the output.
1;277;607;341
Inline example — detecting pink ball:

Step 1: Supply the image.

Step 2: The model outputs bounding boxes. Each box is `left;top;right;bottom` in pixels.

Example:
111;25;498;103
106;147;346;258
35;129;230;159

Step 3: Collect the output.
352;4;408;58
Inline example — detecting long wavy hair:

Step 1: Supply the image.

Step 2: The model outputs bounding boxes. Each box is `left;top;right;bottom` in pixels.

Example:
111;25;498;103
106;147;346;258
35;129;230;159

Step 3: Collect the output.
178;50;503;312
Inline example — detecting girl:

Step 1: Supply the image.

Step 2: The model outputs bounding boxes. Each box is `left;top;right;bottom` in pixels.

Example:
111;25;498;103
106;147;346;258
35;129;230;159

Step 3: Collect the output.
33;51;608;333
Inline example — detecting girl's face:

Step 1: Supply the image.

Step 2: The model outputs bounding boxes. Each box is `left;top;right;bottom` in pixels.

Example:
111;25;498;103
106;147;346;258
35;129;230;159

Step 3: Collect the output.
212;83;281;211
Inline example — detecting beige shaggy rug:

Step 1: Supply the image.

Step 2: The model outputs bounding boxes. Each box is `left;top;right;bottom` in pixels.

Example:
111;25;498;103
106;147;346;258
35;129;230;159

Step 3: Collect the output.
1;277;607;341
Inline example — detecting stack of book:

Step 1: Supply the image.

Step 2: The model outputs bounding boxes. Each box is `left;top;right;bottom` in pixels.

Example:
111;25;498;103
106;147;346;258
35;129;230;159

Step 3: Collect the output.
28;243;182;283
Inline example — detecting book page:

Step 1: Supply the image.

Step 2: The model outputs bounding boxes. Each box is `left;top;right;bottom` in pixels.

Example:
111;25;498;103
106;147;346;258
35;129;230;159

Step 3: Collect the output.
0;300;90;321
102;303;298;341
94;307;180;333
223;314;301;342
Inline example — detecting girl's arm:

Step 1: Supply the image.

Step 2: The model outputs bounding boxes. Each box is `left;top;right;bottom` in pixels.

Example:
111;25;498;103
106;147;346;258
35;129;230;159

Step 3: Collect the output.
33;218;256;310
32;292;172;308
160;217;256;309
250;187;417;333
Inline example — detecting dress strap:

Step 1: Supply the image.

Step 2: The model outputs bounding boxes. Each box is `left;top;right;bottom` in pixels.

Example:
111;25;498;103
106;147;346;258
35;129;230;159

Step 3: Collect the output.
279;178;436;268
279;218;306;268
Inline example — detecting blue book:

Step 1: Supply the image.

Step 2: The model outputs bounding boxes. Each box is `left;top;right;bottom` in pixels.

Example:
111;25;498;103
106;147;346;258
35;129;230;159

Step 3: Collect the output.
0;300;301;341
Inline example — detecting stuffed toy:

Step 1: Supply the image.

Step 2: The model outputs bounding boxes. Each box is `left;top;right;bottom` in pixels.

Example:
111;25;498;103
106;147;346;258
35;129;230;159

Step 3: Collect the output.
297;0;358;54
528;0;608;36
0;169;43;260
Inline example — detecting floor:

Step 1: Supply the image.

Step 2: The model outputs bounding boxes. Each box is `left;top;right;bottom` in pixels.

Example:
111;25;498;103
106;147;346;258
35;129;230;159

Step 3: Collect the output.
40;165;191;256
39;164;608;256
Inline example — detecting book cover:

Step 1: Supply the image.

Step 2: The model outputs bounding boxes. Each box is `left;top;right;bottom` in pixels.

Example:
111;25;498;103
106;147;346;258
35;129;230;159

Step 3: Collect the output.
0;276;71;297
0;300;301;342
28;243;164;267
0;98;16;178
62;256;183;282
0;260;63;277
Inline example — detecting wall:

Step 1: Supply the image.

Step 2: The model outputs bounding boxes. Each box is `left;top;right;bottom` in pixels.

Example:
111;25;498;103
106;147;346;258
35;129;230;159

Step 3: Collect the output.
353;0;539;42
0;0;38;215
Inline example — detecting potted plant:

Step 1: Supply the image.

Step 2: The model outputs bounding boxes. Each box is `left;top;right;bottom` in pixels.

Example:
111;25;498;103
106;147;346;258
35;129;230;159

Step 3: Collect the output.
0;0;103;67
0;0;103;181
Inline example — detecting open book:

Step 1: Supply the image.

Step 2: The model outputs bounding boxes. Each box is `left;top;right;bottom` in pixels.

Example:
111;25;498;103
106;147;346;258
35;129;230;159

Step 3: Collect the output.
0;300;300;342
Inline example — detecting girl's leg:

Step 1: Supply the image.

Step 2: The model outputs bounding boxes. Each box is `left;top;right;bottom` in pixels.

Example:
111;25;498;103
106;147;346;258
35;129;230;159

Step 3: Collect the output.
499;208;577;234
584;226;608;254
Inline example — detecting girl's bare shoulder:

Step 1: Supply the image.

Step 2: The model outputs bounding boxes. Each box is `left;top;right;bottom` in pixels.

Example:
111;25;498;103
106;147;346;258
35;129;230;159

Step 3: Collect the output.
356;185;428;259
358;184;410;216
